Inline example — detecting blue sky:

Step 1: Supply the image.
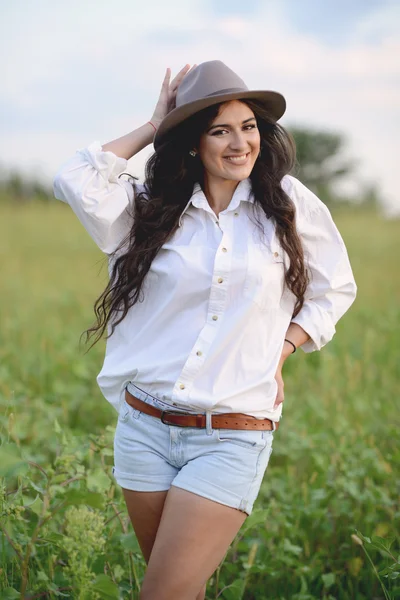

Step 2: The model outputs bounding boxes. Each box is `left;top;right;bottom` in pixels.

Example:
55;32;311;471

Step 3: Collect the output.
1;0;399;214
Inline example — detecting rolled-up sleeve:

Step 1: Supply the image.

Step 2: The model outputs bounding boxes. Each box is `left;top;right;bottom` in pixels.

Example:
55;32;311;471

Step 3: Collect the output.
53;141;138;254
285;176;357;352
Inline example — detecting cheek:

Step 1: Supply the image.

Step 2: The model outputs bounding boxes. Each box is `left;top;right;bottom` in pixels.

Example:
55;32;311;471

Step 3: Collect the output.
199;142;225;170
251;133;261;150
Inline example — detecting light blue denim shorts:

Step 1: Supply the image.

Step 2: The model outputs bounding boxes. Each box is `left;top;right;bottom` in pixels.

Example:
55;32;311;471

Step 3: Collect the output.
112;383;275;516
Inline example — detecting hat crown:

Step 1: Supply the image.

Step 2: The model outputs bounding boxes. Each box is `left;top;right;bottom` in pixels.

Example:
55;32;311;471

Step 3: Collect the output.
176;60;248;108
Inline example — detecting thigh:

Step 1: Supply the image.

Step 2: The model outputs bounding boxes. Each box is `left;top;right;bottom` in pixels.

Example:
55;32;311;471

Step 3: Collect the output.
122;488;168;564
139;486;247;600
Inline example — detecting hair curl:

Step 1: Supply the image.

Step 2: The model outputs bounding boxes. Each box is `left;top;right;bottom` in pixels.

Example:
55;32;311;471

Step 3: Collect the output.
81;99;309;351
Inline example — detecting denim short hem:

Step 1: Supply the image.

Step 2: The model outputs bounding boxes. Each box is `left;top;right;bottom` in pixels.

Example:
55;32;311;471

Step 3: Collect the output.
112;467;174;492
170;481;248;515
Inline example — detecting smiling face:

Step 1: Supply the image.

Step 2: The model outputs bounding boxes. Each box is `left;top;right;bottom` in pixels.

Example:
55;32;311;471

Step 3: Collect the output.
197;100;261;185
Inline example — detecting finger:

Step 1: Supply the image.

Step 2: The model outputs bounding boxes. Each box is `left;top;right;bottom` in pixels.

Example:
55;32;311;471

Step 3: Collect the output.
162;67;171;87
159;68;171;95
170;64;191;89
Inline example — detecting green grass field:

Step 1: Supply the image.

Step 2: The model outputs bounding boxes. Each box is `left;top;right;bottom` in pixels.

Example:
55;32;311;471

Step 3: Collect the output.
1;201;399;599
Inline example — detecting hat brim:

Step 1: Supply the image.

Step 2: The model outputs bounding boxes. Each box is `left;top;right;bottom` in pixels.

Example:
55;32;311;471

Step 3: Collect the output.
153;90;286;150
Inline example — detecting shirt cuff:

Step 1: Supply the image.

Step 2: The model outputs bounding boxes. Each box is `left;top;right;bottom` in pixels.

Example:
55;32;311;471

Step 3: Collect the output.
290;301;336;352
76;140;129;184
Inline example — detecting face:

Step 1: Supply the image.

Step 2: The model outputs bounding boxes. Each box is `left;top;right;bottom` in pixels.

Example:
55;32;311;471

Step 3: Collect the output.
197;100;261;184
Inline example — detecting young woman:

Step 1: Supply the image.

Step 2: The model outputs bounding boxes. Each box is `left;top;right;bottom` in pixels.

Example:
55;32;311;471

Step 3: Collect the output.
53;61;357;600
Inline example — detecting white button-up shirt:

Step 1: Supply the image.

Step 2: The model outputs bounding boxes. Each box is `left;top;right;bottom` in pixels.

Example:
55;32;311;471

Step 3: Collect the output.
53;141;357;421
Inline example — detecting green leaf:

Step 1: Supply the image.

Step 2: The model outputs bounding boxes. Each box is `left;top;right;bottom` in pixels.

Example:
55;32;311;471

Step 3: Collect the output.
1;589;20;599
355;530;371;544
0;446;28;478
283;538;303;556
100;447;114;457
91;574;119;599
87;469;112;493
240;508;269;533
120;531;141;554
29;479;46;494
322;573;335;589
219;578;244;600
64;489;104;509
371;535;394;551
26;494;43;516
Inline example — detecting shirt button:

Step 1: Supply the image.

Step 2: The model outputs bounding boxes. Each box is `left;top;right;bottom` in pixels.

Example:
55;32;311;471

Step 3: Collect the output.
179;383;185;390
234;212;239;216
217;277;223;283
196;350;202;356
212;315;218;321
273;251;279;257
222;247;227;253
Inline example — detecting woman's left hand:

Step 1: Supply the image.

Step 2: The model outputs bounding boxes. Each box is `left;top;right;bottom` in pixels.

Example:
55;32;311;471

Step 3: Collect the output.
273;367;285;410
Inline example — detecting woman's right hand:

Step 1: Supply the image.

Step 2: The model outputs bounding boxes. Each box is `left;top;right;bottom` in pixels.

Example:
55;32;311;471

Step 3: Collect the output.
150;64;196;130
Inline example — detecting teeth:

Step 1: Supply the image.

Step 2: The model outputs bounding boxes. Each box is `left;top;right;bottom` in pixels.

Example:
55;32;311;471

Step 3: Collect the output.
225;154;248;162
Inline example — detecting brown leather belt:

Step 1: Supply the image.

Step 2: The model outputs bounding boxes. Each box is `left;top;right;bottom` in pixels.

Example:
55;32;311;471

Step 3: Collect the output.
125;389;279;431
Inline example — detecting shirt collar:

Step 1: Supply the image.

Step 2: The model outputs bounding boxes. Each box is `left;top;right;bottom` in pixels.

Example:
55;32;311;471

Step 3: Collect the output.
178;178;254;227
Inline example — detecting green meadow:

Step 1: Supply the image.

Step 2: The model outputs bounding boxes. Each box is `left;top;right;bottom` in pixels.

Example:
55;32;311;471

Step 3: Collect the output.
0;201;399;599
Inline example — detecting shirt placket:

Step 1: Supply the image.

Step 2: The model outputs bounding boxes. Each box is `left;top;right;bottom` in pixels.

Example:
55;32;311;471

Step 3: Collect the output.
171;206;235;408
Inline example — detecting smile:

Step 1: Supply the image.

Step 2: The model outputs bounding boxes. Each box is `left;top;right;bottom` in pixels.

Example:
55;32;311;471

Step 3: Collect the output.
223;152;250;165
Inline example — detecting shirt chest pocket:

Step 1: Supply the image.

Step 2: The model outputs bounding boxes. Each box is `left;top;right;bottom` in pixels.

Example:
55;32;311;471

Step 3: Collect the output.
243;243;286;311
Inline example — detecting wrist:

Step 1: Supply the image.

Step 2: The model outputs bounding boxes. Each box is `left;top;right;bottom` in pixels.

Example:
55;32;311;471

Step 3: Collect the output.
149;116;162;131
280;340;295;364
142;121;157;146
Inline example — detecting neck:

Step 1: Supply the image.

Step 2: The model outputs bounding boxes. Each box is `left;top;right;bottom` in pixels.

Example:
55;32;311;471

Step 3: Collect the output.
202;174;241;217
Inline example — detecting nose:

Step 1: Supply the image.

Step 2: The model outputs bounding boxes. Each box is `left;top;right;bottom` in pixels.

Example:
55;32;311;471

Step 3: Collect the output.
229;130;248;152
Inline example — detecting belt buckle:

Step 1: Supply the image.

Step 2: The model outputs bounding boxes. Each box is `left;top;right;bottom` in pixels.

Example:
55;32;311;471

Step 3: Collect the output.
160;409;189;427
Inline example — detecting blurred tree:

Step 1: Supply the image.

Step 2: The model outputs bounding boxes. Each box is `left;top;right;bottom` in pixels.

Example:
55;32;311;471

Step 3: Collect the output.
288;127;357;205
0;166;52;203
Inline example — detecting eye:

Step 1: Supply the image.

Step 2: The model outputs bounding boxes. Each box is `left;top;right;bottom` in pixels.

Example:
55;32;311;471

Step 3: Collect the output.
211;124;257;136
211;129;228;136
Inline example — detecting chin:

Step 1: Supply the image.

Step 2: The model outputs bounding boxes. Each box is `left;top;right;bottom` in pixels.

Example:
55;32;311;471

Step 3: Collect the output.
226;174;249;182
224;167;254;181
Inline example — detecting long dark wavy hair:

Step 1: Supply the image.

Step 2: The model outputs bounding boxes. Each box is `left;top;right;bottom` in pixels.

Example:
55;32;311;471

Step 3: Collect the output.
80;99;309;351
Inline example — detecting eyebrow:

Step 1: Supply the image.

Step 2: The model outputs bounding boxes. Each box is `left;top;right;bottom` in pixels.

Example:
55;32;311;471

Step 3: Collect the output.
207;117;256;132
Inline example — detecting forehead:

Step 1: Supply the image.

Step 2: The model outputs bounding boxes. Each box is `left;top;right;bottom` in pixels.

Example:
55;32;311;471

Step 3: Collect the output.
213;100;255;122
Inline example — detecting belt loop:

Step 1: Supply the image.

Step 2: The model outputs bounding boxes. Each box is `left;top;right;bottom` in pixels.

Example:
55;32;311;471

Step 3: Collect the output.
205;411;213;435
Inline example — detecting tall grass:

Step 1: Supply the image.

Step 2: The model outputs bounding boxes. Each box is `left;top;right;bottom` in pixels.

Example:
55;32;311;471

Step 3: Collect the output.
1;202;399;599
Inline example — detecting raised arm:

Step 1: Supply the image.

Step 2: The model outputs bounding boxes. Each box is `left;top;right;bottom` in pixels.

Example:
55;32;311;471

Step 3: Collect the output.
102;64;194;159
53;65;195;255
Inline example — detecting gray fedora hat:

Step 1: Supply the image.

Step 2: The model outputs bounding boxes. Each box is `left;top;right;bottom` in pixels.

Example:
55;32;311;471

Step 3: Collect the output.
153;60;286;150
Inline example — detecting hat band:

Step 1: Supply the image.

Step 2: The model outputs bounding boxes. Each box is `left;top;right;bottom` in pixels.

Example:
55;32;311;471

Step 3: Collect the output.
205;87;248;98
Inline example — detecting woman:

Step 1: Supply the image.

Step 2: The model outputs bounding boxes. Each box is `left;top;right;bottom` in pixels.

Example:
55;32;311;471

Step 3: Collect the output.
53;61;357;600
